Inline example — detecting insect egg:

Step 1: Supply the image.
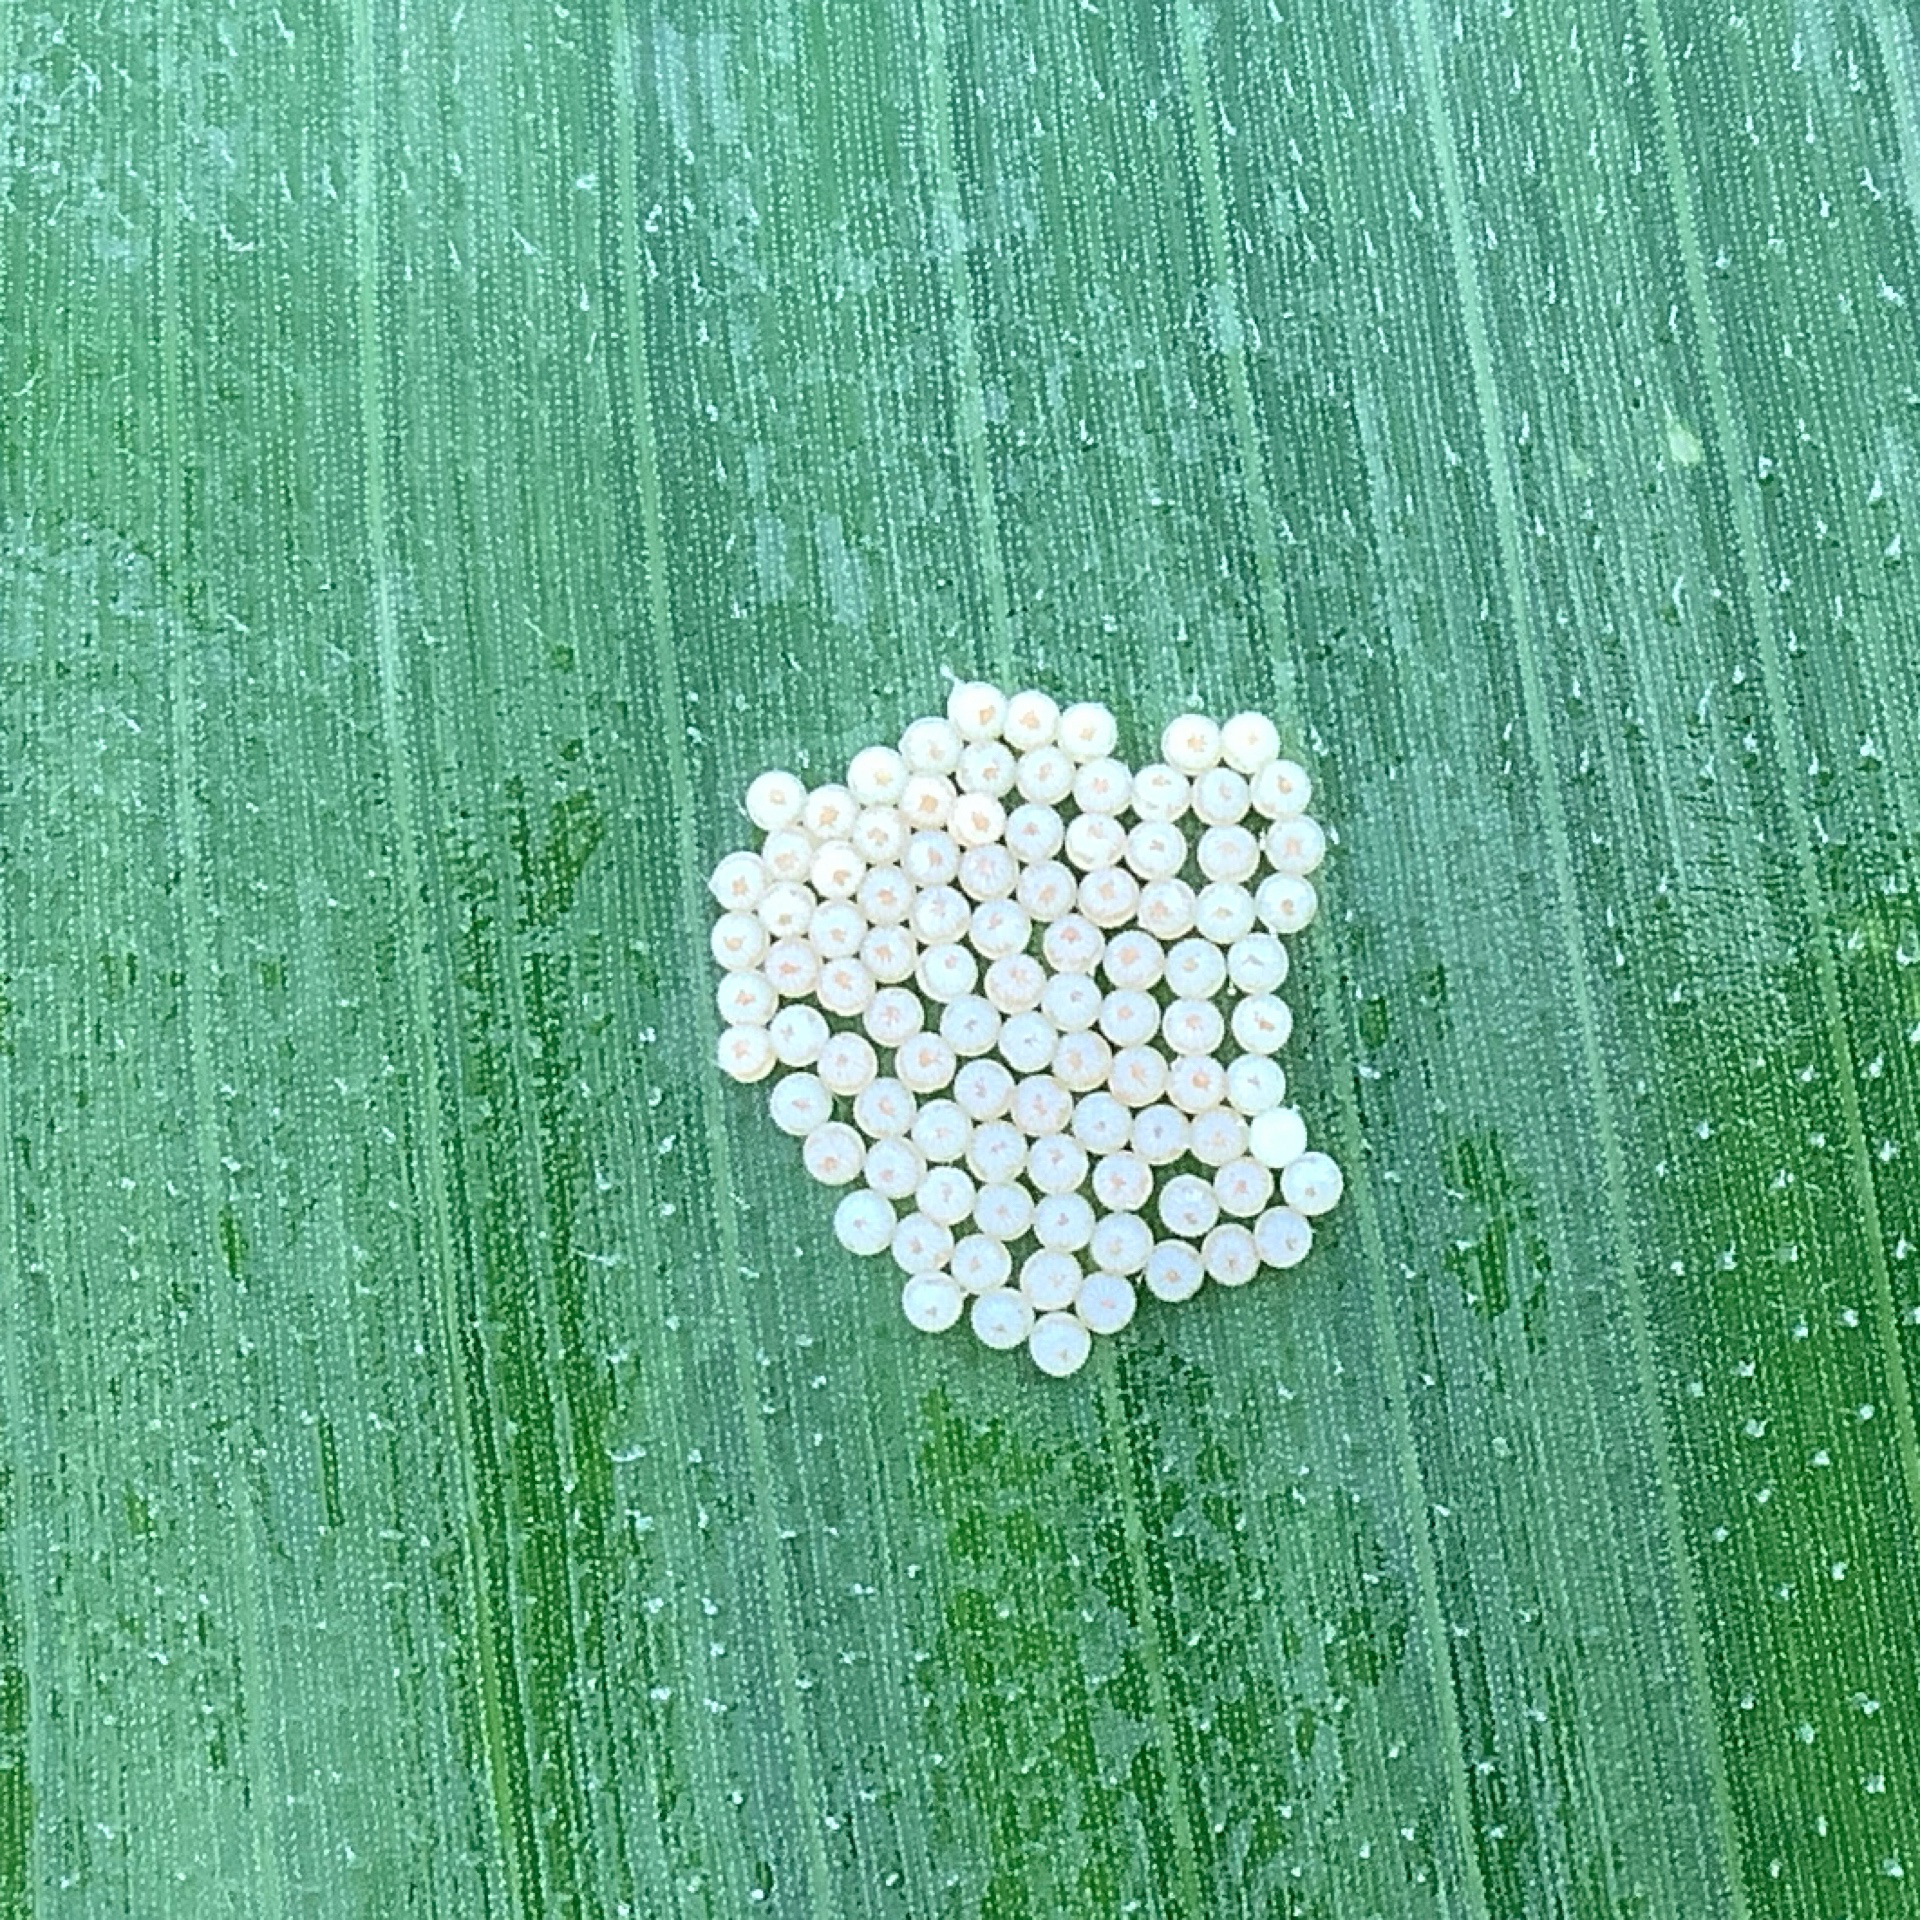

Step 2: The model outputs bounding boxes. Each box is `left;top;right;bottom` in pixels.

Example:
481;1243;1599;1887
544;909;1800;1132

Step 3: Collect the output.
1249;758;1312;819
911;1099;973;1163
972;1182;1036;1243
948;793;1007;850
1213;1156;1275;1218
1226;932;1288;995
1225;1055;1286;1116
768;1002;830;1066
710;912;770;971
1008;1074;1073;1137
1264;815;1327;877
1028;1133;1091;1196
1039;971;1102;1033
1230;994;1293;1055
757;880;816;939
899;773;957;830
833;1189;896;1255
1107;1045;1169;1108
1136;878;1196;940
1219;711;1280;775
1158;1172;1220;1238
802;1122;867;1186
1129;1103;1190;1165
1071;756;1133;815
851;805;908;866
1188;1106;1250;1169
1161;713;1222;774
846;745;909;807
1143;1238;1204;1302
1013;744;1074;805
894;1032;958;1094
1279;1150;1344;1216
1098;989;1160;1049
901;1275;965;1332
1056;701;1118;762
1253;872;1318;934
1005;802;1066;864
1101;928;1166;992
800;784;857;841
1164;937;1227;999
1128;762;1191;823
984;952;1046;1015
938;993;1003;1058
857;864;914;925
1162;997;1225;1057
1015;859;1078;922
1077;866;1142;929
1165;1054;1227;1115
862;1137;926;1201
900;716;963;776
1002;689;1060;750
762;938;820;999
1197;824;1260;885
1193;881;1257;946
1032;1190;1095;1252
1202;1223;1260;1286
814;956;878;1019
708;850;770;911
1124;820;1188;882
1247;1106;1308;1170
1190;766;1250;826
858;923;918;985
1075;1271;1137;1335
952;1057;1015;1122
958;843;1019;903
760;827;815;884
964;1118;1027;1185
744;769;807;832
1087;1211;1152;1276
1051;1030;1113;1093
902;828;961;889
816;1031;880;1098
1091;1151;1152;1213
970;1288;1034;1351
807;899;867;960
908;879;968;943
915;1164;977;1228
852;1076;917;1140
717;1026;777;1083
950;1234;1013;1294
891;1211;955;1275
1040;914;1104;975
956;740;1017;798
1028;1312;1093;1378
967;898;1030;958
1071;1092;1133;1154
1062;812;1128;873
716;970;777;1027
997;1009;1058;1075
1019;1249;1082;1311
1253;1207;1313;1269
946;680;1009;742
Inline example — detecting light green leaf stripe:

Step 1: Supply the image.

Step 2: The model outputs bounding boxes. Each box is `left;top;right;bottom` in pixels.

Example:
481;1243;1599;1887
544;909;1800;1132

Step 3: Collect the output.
3;0;1918;1915
1405;0;1746;1905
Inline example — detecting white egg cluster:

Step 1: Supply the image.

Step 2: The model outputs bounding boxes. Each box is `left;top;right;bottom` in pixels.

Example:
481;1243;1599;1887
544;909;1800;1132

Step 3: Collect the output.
707;682;1343;1377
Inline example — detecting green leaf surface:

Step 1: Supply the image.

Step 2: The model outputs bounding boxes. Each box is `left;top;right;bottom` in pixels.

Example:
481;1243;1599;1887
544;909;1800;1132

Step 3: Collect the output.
4;0;1919;1914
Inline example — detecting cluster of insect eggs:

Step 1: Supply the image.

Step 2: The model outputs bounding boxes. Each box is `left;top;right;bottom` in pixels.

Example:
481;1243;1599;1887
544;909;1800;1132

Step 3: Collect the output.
706;681;1343;1377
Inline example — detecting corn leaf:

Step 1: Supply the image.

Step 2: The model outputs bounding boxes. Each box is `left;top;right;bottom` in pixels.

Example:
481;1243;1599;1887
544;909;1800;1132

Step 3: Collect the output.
4;0;1919;1914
